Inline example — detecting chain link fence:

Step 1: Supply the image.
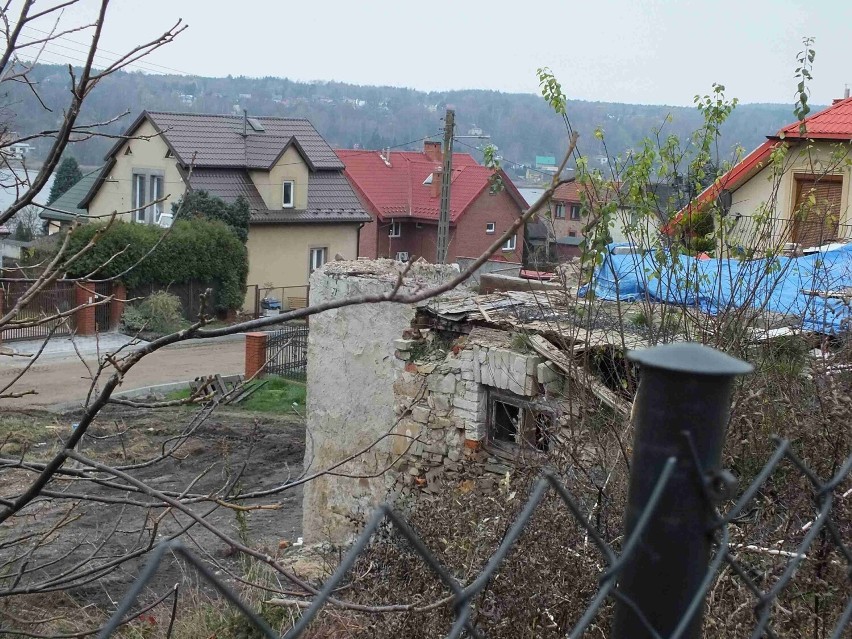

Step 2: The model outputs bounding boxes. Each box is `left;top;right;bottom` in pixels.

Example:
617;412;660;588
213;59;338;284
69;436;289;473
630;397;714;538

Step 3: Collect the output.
97;344;851;639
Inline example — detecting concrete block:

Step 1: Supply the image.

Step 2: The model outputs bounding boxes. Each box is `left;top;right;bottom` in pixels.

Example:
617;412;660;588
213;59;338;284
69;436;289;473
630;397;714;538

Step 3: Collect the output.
460;371;475;381
458;350;474;361
394;338;419;351
526;355;543;376
537;361;561;384
432;416;453;430
432;393;451;411
427;373;457;395
453;396;479;412
465;421;487;440
411;405;431;424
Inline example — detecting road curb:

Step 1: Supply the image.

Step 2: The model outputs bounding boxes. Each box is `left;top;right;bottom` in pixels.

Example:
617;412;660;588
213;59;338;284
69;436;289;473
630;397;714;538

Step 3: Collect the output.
45;379;203;414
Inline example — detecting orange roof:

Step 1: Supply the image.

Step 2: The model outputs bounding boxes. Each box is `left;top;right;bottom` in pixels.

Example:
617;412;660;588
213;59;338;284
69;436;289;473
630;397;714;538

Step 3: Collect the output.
671;97;852;229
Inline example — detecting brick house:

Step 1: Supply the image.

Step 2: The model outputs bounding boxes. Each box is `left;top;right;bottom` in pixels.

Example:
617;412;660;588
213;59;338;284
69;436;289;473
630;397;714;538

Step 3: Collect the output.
337;142;527;263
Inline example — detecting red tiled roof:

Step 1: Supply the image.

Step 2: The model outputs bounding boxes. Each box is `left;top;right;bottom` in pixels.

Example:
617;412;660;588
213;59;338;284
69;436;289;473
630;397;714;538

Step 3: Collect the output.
778;96;852;140
336;149;521;222
671;97;852;229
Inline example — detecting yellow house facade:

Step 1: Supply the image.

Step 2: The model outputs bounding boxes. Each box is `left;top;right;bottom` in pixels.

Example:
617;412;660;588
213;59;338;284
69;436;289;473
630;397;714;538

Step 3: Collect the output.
682;96;852;253
72;111;370;310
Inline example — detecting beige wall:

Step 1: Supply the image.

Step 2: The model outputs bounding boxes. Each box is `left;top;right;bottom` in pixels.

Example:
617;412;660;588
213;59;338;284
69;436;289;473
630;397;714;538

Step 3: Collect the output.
249;146;309;210
87;119;186;219
726;140;852;250
244;223;359;308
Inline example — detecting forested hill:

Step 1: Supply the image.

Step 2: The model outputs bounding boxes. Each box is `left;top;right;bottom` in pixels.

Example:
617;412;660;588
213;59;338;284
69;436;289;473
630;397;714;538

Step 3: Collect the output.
5;64;806;173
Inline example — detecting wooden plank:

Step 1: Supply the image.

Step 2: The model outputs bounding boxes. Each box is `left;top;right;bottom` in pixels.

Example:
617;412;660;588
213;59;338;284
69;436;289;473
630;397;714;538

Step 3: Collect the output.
528;334;631;419
230;380;268;405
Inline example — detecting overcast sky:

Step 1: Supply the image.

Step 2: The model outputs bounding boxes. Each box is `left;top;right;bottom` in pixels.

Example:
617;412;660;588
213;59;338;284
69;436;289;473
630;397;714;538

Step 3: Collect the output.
41;0;852;106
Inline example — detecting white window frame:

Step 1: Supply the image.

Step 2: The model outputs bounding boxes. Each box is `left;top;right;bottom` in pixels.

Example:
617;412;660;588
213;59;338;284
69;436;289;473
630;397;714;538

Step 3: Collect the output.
132;173;146;223
309;247;327;274
389;220;401;237
555;203;566;219
395;251;409;262
570;204;582;220
282;180;295;208
150;174;164;223
485;222;496;234
502;234;517;251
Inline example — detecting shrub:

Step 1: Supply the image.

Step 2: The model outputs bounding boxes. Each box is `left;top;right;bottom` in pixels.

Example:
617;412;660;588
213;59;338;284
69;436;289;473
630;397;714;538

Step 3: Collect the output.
122;291;185;334
172;191;250;242
65;219;248;311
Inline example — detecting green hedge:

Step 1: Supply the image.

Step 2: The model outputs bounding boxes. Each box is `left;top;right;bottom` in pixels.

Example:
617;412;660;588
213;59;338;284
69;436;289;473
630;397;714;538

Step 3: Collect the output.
65;220;248;311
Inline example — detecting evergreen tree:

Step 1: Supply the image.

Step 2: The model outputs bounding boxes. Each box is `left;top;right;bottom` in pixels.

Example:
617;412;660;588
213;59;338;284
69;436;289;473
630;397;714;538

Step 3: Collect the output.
172;190;251;242
47;157;83;204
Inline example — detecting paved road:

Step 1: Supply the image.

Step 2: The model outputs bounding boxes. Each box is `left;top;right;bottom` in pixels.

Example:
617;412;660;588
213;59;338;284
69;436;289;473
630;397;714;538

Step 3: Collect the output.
0;338;245;410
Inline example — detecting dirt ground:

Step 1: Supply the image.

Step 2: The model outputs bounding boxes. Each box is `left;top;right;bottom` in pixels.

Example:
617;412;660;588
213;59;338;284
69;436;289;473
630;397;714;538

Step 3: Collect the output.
0;404;306;622
0;338;245;410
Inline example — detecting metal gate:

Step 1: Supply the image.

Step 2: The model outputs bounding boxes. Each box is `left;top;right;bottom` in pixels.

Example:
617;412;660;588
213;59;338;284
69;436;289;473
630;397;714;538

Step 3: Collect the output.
94;281;112;332
265;324;308;381
0;279;76;341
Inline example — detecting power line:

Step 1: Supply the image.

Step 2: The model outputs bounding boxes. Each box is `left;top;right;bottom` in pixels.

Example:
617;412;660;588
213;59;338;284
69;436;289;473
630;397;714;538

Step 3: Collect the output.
9;21;188;75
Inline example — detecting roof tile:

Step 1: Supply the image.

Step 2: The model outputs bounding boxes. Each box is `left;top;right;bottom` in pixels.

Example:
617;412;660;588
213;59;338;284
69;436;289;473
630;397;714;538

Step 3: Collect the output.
337;149;514;222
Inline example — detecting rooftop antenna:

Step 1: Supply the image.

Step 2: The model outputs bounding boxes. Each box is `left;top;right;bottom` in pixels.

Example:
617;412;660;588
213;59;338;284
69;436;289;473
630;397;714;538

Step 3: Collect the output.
243;109;248;138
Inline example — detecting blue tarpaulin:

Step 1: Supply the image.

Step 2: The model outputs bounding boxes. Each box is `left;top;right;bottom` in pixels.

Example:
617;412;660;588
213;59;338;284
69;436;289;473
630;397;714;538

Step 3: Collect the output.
579;243;852;334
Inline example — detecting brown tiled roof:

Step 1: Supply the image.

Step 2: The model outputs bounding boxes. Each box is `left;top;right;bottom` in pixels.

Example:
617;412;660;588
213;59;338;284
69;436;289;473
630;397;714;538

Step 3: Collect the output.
104;111;345;170
187;168;370;225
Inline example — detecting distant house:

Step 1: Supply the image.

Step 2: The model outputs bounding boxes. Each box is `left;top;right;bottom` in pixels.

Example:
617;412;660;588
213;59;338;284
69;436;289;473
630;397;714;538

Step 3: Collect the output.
526;155;559;183
678;94;852;251
338;141;527;264
544;179;671;259
56;111;369;304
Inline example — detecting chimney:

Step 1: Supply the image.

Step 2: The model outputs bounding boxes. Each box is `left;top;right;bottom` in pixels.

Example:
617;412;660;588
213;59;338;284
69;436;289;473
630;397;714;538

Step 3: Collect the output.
835;85;851;104
424;140;442;163
846;85;851;99
431;165;443;198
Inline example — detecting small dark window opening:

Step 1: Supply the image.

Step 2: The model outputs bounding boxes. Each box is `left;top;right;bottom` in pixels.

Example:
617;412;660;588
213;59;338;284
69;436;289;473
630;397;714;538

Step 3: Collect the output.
124;146;132;155
493;400;520;445
489;393;553;453
165;148;174;159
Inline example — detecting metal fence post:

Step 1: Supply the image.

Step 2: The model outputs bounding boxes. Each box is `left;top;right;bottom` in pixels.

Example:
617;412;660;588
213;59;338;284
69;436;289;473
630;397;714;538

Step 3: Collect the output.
613;342;752;639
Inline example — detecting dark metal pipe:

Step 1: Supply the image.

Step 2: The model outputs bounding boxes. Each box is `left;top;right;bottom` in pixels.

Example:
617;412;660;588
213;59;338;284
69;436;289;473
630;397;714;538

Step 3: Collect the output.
612;342;752;639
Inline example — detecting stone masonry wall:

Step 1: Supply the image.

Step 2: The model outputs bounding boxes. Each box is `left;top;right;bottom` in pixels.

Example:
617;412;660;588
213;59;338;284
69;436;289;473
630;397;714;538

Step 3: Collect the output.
389;326;566;495
302;259;459;543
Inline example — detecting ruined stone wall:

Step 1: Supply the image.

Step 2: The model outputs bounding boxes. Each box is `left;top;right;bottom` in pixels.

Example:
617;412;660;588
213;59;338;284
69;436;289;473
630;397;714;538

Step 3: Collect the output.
302;260;459;543
390;326;568;494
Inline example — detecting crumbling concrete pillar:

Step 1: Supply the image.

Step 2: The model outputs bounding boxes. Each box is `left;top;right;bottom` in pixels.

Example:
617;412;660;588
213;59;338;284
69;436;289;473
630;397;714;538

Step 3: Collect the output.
302;259;456;543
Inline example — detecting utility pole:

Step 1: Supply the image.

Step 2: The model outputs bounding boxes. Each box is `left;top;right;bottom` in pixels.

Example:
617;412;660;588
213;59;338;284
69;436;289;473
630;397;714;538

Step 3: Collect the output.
435;108;455;263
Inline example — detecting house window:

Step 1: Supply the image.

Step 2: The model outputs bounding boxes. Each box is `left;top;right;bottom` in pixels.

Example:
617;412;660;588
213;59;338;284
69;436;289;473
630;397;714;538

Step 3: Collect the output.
132;171;164;224
309;247;327;274
554;203;566;219
282;181;295;208
389;221;401;237
570;205;582;220
150;175;164;224
569;231;577;237
791;175;843;248
132;173;146;223
502;234;516;251
488;391;554;453
486;222;496;234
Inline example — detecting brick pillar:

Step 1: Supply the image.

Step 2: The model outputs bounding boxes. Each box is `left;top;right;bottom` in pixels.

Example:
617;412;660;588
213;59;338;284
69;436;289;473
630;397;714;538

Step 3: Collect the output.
244;332;268;379
75;281;96;336
110;281;126;330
